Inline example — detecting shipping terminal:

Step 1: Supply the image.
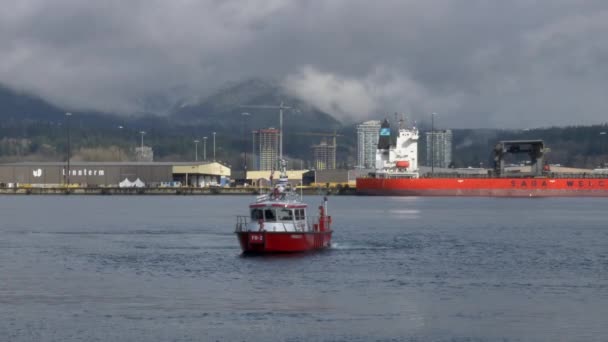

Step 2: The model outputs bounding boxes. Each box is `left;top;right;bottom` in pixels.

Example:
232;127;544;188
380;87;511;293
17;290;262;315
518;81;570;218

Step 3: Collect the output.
356;119;608;197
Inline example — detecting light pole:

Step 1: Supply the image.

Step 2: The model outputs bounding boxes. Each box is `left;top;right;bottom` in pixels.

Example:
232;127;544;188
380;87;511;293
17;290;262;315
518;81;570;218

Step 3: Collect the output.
118;125;123;161
431;113;434;173
213;132;216;162
601;131;607;168
65;112;72;185
203;137;207;161
194;139;200;162
252;130;256;171
139;131;146;149
242;113;250;171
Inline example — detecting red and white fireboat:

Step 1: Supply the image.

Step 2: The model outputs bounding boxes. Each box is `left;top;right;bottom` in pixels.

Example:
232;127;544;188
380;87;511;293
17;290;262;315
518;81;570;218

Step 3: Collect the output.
235;161;332;254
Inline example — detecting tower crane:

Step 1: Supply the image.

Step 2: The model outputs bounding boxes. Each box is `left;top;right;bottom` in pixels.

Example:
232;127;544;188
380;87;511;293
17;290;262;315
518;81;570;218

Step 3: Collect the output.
240;102;292;162
295;131;344;150
295;131;344;170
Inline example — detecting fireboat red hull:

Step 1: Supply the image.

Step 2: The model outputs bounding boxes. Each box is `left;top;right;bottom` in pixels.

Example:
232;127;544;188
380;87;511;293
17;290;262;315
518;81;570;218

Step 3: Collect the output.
236;231;332;254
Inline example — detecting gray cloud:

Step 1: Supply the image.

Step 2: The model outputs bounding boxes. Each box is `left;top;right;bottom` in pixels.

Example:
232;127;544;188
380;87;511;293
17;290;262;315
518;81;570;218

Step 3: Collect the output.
1;0;608;128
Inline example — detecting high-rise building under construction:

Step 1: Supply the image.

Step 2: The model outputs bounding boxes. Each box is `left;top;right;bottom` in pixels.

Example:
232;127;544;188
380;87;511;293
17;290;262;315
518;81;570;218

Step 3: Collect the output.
253;128;279;170
312;139;336;170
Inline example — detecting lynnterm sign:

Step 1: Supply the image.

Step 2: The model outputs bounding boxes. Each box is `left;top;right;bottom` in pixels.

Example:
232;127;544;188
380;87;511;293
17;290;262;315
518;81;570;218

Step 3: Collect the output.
61;168;106;177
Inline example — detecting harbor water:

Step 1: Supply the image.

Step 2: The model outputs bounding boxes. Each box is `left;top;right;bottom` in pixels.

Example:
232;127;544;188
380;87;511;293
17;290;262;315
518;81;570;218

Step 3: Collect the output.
1;196;607;341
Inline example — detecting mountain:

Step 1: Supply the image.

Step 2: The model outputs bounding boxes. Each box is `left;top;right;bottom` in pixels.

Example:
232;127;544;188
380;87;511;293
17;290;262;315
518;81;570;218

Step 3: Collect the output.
171;79;341;131
0;80;345;164
0;84;137;129
0;85;65;122
2;80;605;168
0;79;343;132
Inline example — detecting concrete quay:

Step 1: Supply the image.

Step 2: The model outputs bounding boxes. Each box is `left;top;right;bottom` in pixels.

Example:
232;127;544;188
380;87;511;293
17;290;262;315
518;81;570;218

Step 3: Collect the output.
0;186;356;196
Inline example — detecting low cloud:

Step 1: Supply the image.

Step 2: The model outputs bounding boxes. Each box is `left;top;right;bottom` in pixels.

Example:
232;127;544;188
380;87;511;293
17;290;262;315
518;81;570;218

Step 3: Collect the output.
1;1;608;128
283;66;465;124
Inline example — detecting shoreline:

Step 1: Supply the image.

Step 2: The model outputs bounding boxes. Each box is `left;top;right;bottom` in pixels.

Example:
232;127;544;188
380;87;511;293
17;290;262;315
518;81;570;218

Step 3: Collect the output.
0;187;357;196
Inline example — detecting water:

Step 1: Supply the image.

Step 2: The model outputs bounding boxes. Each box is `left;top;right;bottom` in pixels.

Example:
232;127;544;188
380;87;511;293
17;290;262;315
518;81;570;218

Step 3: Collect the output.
1;196;607;341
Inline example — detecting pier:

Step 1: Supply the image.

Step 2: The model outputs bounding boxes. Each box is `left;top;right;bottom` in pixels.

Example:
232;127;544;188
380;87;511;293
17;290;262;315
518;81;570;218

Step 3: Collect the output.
0;186;356;196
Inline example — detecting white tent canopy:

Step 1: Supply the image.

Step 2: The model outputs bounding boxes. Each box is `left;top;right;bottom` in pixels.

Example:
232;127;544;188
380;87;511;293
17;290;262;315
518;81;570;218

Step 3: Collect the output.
119;178;145;188
119;178;133;188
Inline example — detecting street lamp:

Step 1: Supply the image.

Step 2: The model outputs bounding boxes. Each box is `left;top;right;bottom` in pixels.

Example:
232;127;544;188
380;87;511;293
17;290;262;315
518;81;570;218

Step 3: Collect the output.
242;112;250;171
117;125;124;161
252;130;256;171
194;139;200;162
213;132;216;162
203;136;207;161
601;132;607;168
139;131;146;149
430;114;433;173
65;112;72;185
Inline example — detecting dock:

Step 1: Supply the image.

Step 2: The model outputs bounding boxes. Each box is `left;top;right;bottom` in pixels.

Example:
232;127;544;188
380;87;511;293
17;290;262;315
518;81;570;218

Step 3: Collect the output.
0;186;356;196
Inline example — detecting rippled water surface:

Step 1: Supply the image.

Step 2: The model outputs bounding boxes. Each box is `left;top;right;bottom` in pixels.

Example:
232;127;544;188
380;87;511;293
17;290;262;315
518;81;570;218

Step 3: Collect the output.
1;196;607;341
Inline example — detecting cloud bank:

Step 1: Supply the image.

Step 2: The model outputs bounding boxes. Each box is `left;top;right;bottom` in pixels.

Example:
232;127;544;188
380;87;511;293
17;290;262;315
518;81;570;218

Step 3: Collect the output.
1;0;608;128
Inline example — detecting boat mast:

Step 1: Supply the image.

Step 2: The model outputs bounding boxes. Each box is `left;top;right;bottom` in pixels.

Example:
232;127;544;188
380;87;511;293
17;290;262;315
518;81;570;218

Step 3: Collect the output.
279;102;283;162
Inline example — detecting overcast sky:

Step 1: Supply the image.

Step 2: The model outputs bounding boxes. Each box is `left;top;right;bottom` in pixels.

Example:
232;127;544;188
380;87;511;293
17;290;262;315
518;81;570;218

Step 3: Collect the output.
1;0;608;128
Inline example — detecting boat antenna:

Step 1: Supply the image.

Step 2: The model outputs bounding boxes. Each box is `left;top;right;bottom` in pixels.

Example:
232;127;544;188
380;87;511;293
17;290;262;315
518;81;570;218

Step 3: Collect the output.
278;159;288;186
269;168;274;188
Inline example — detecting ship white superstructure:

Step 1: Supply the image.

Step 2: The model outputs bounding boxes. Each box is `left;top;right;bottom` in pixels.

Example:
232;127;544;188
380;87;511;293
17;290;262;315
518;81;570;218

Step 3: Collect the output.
374;121;420;178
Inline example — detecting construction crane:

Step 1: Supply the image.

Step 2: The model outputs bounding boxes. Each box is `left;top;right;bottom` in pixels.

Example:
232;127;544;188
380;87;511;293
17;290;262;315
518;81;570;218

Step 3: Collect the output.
295;131;344;170
240;102;292;162
295;131;344;150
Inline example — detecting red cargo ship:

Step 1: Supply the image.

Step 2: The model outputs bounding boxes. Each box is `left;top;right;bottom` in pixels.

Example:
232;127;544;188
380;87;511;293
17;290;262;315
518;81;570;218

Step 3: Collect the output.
357;177;608;197
235;160;332;254
356;119;608;197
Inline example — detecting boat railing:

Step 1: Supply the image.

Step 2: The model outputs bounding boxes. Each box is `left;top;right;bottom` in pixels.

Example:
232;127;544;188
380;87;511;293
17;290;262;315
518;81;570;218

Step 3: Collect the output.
235;216;249;232
236;216;307;232
307;216;332;232
255;191;302;203
235;217;329;232
280;222;291;232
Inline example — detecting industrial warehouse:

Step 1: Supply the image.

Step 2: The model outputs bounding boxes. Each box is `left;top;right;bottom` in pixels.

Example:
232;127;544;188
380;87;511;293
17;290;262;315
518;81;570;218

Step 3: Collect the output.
0;161;230;188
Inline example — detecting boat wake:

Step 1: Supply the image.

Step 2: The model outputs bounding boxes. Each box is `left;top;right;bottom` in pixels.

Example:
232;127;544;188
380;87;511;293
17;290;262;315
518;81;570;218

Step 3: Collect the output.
331;242;393;251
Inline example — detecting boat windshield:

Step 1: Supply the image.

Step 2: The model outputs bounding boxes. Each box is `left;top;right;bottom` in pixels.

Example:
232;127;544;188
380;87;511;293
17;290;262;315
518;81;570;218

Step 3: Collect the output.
264;208;276;222
277;208;293;221
251;209;263;220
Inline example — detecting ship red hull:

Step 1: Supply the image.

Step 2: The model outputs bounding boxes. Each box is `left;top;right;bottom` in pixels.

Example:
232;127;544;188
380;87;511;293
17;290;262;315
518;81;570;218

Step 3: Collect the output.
236;231;332;254
356;177;608;197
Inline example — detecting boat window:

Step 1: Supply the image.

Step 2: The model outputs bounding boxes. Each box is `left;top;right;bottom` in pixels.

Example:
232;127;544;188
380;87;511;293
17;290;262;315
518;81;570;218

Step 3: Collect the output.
278;208;293;221
264;209;276;222
299;209;306;220
251;209;263;220
295;209;305;220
